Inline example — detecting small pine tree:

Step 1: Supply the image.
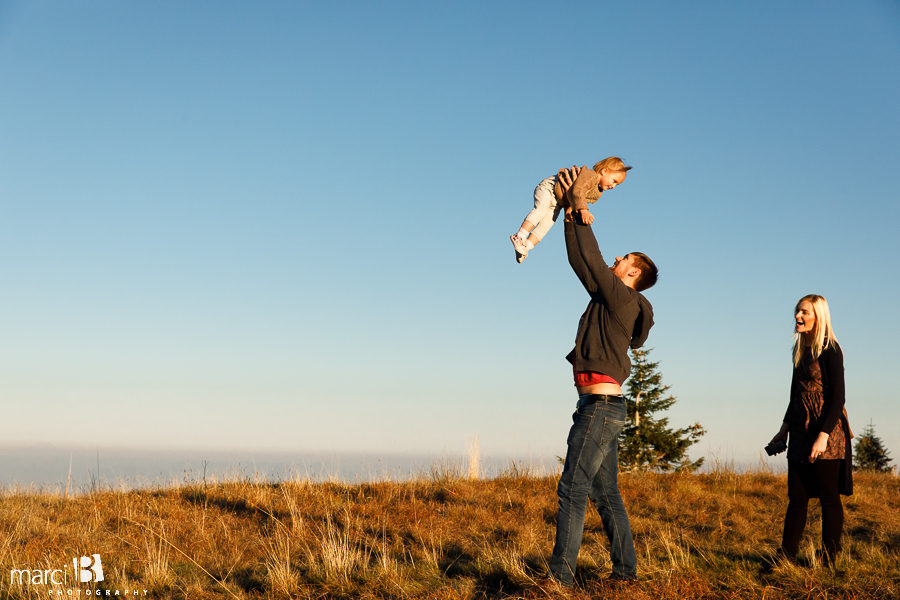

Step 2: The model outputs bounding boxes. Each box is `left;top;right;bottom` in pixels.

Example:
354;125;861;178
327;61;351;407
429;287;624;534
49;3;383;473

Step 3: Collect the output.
854;422;893;472
619;348;706;472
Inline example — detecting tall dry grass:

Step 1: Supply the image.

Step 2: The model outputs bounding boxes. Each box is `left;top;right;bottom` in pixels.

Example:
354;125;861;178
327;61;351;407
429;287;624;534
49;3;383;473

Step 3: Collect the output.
0;468;897;599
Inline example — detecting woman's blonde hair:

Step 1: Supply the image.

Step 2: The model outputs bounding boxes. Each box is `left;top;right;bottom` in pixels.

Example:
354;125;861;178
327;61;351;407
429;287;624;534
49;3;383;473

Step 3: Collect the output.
792;294;838;367
592;156;632;174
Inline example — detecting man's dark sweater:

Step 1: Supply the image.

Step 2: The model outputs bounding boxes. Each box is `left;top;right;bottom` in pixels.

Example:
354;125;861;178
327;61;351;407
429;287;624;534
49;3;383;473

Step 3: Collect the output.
564;220;654;385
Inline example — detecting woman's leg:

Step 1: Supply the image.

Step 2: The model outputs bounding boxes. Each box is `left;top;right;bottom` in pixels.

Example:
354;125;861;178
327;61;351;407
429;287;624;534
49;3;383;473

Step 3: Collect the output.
782;461;810;558
814;460;843;564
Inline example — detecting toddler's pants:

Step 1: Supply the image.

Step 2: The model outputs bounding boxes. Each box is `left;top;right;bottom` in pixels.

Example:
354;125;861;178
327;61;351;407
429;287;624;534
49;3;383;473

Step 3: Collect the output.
522;176;562;241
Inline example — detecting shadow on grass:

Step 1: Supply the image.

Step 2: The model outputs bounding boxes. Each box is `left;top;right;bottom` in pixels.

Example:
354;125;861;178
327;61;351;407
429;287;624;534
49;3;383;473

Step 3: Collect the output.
477;569;524;596
439;544;479;580
847;519;878;543
712;549;774;569
179;487;290;524
230;566;267;594
436;544;534;596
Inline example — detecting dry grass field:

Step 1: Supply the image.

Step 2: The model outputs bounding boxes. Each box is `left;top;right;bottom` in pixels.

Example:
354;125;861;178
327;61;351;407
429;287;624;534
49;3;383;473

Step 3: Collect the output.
1;466;898;599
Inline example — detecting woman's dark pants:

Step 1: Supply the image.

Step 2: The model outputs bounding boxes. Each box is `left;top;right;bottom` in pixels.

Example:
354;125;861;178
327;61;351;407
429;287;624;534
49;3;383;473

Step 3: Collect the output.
782;458;843;563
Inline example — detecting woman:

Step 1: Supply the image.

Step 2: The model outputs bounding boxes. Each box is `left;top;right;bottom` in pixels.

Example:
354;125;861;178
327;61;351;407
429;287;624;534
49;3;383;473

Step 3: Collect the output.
769;294;853;565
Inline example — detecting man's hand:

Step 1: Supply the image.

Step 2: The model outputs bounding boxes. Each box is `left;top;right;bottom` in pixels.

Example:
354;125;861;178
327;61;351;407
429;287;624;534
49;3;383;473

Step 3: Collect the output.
557;165;583;194
578;209;594;225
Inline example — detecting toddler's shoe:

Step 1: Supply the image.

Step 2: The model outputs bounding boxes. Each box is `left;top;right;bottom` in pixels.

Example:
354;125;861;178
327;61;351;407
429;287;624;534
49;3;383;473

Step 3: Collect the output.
510;235;528;263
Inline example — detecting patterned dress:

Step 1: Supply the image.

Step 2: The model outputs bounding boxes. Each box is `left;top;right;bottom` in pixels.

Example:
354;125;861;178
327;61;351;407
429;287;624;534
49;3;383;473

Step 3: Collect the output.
787;349;846;461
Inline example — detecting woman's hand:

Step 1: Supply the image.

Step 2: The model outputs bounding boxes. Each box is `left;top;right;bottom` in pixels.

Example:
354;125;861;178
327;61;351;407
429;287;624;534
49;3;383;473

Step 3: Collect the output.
769;422;789;446
809;432;829;462
768;431;788;447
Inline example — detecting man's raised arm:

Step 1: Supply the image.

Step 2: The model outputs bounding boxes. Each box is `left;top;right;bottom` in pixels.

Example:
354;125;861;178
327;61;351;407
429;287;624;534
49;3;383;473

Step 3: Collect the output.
564;219;600;294
567;220;633;308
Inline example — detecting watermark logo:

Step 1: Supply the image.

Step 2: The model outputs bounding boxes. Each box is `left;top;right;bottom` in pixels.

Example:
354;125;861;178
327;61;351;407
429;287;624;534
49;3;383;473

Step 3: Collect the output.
9;553;147;596
9;554;119;589
74;554;104;583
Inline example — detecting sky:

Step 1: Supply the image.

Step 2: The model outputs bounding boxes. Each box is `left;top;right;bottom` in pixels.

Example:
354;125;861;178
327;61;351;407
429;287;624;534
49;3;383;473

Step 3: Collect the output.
1;1;898;470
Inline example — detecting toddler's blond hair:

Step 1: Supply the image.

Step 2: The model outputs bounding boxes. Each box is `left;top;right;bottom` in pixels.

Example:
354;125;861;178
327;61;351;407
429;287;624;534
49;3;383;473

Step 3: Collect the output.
592;156;632;174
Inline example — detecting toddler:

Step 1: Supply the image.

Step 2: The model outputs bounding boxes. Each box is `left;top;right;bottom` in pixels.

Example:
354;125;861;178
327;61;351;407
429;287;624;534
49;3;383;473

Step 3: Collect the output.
510;157;631;263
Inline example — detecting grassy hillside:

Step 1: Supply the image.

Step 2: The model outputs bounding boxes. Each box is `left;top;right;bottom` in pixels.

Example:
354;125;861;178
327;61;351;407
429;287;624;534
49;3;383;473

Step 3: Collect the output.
1;468;898;599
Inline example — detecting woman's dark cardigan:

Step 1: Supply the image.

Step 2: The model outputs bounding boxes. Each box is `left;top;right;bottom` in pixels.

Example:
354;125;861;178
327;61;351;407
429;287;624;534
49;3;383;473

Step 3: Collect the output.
783;342;853;496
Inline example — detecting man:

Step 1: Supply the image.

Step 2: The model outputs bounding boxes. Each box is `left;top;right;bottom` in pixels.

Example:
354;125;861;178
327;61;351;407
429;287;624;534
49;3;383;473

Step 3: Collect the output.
547;211;658;588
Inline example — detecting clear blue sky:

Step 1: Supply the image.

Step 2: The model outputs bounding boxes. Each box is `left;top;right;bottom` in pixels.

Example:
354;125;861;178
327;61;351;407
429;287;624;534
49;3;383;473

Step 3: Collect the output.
1;1;898;467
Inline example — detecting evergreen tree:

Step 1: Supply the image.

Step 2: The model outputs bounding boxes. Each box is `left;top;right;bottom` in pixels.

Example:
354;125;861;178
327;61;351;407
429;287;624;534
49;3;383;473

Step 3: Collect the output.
619;347;705;472
854;422;893;472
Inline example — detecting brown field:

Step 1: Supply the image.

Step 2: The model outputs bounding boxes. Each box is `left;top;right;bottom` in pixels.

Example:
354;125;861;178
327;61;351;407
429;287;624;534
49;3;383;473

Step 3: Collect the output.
1;467;898;599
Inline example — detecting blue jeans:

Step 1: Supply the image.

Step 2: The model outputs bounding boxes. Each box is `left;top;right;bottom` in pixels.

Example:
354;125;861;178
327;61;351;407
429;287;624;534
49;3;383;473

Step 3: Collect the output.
549;394;636;585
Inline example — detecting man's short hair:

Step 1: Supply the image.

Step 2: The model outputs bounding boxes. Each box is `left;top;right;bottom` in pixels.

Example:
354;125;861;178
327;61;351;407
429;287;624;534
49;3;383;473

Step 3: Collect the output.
629;252;658;292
